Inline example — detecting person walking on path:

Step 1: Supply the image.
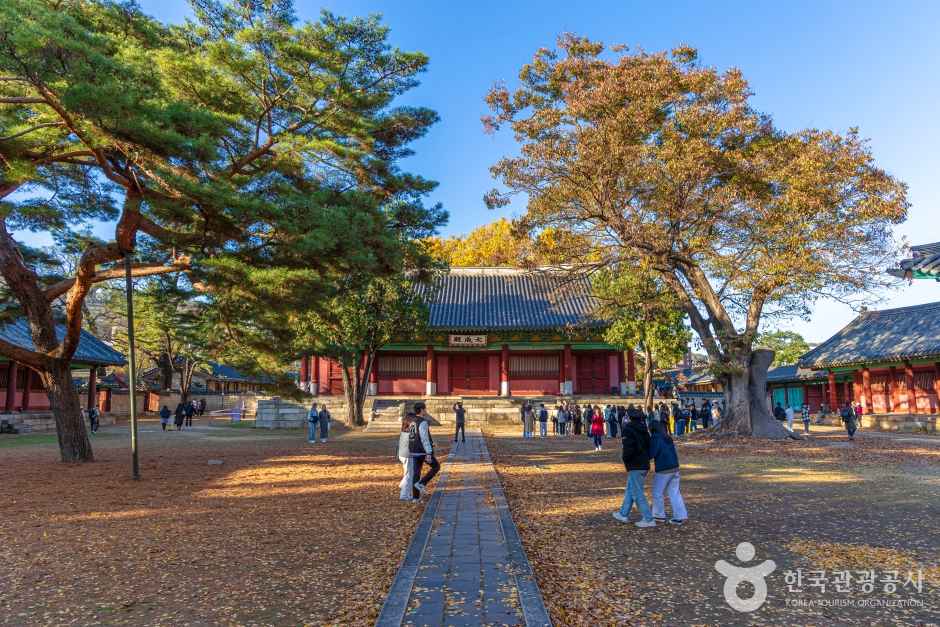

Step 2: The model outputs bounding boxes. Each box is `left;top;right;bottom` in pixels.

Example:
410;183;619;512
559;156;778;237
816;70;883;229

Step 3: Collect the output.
198;398;207;416
583;406;592;438
317;404;331;443
551;405;559;435
398;413;417;501
854;401;864;432
590;407;605;451
840;402;857;441
613;409;655;527
572;404;583;436
184;400;195;428
538;403;549;438
519;401;529;438
700;400;712;430
649;420;688;525
522;403;535;439
711;402;722;429
773;402;786;424
785;405;795;432
159;405;171;432
688;403;699;432
307;402;320;444
174;402;185;431
453;401;466;443
86;405;100;433
674;405;687;437
801;404;812;434
557;404;568;436
608;404;620;438
411;402;440;498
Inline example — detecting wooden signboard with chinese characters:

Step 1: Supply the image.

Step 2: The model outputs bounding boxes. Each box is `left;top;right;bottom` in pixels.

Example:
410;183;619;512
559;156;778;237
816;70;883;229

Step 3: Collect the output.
448;334;487;348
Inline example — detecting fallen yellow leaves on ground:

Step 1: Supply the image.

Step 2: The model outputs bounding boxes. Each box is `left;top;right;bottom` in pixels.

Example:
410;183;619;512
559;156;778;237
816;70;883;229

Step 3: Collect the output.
787;540;940;586
0;421;448;626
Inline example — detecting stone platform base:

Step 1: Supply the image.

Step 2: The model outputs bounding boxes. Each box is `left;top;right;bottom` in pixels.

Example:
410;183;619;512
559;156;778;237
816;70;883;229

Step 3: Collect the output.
817;413;938;434
364;395;646;432
0;412;117;434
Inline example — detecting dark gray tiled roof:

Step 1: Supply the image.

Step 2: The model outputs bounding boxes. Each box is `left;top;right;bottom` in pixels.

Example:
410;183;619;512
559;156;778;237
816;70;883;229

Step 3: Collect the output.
798;301;940;368
766;364;826;383
208;361;273;383
420;268;602;331
0;318;125;366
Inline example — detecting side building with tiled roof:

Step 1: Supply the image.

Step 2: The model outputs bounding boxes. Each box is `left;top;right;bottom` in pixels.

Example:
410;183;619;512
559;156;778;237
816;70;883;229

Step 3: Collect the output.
798;301;940;415
297;268;637;398
1;318;125;416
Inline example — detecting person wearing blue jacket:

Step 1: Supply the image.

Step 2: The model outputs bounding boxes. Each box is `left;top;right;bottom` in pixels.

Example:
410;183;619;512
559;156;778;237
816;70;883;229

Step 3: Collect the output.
649;420;688;525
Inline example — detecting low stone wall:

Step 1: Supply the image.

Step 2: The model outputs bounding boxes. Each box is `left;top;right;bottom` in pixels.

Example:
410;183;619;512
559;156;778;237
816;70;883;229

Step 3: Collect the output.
0;411;117;434
254;397;307;429
109;391;260;418
815;412;938;434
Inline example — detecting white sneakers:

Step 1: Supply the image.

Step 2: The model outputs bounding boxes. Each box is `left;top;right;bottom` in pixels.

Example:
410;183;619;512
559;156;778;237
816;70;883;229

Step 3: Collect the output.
612;511;658;528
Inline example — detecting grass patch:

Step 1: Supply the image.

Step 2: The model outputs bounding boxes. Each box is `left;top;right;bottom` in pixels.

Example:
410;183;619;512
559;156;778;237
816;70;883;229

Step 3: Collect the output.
0;433;58;448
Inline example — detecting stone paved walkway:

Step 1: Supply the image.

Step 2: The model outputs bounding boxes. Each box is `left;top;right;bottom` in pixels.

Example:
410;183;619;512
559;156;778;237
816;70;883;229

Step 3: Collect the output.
376;431;551;627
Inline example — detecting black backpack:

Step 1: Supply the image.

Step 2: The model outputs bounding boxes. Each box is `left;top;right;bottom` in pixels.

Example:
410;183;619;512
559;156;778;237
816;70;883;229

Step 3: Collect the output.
409;418;429;455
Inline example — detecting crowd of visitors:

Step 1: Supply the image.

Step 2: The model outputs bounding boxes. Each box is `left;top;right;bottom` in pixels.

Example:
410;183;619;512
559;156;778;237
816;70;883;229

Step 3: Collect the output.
157;398;206;431
518;399;723;444
773;399;862;438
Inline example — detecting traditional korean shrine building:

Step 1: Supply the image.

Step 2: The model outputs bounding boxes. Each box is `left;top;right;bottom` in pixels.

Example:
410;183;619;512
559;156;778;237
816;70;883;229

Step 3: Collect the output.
798;301;940;415
766;364;828;411
0;318;125;417
298;268;636;398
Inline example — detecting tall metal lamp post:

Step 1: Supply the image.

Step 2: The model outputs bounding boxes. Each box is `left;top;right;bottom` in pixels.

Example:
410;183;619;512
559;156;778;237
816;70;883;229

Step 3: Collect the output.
124;253;141;480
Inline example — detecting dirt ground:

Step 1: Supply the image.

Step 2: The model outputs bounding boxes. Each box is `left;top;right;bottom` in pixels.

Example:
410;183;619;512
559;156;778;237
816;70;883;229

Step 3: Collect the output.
485;425;940;626
0;418;446;626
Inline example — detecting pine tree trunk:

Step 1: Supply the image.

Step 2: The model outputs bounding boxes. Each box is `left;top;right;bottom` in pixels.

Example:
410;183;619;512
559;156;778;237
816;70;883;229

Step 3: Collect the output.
642;346;654;412
341;364;357;426
40;360;94;462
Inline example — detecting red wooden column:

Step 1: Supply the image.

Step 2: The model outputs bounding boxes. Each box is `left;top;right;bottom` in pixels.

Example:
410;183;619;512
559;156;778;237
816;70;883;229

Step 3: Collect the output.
22;368;32;410
862;367;873;414
4;362;17;412
299;357;309;391
369;354;379;395
827;370;838;410
626;348;637;393
904;361;916;414
887;366;897;412
562;344;573;395
425;345;436;396
87;367;97;411
934;362;940;413
617;351;627;396
311;356;319;396
499;344;510;397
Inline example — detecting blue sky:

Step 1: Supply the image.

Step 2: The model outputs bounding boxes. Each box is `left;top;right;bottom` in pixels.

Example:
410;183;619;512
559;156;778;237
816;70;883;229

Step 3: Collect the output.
23;1;940;342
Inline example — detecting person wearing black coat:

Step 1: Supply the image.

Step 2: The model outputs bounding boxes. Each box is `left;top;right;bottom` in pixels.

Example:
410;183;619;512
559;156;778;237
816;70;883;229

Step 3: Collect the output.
613;410;655;527
174;402;185;431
